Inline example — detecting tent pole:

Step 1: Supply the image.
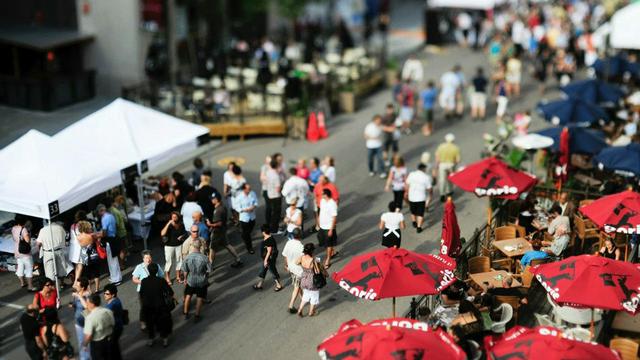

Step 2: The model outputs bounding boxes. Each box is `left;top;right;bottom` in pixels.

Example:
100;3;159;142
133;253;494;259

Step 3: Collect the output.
136;176;148;250
590;309;594;340
47;219;61;309
486;198;492;247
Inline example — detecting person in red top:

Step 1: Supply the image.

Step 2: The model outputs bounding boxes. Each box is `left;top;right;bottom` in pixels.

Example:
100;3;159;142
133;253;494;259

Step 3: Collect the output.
295;159;310;180
313;175;339;230
32;278;58;324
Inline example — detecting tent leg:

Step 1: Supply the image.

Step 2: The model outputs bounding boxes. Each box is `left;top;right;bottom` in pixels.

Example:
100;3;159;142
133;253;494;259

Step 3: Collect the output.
48;220;61;309
136;176;148;250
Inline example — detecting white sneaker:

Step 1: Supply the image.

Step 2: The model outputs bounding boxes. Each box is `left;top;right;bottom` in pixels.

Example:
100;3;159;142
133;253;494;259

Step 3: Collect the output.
379;173;387;179
369;172;375;177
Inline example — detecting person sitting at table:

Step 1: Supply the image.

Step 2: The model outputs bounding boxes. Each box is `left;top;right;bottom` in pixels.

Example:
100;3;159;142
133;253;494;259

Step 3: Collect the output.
541;224;570;257
533;204;570;235
520;240;549;267
552;192;575;219
599;237;621;260
515;199;536;235
451;300;484;344
479;276;528;314
441;279;469;306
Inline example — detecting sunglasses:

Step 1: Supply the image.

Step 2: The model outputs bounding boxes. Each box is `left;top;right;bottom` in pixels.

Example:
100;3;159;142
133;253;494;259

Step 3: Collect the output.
191;230;198;233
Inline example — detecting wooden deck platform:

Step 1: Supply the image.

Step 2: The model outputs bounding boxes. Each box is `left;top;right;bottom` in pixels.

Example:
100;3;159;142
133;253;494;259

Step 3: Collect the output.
204;116;287;142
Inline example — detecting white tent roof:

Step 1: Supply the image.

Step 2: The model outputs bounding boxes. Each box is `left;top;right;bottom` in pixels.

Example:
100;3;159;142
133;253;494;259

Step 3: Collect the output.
592;22;611;50
0;130;122;219
54;98;209;174
611;3;640;50
428;0;506;10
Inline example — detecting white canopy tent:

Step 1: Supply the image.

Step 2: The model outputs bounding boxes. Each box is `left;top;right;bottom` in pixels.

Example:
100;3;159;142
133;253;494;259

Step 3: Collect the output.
428;0;506;10
610;3;640;50
54;98;210;174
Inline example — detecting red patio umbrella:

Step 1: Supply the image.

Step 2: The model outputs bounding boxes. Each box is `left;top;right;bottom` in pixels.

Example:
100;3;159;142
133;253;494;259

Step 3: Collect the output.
448;156;538;241
485;326;621;360
555;127;569;186
440;197;461;258
530;255;640;314
580;189;640;259
332;248;456;316
318;318;466;360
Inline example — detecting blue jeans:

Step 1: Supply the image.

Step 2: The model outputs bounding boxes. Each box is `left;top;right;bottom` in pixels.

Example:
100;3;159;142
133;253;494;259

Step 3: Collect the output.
367;147;385;173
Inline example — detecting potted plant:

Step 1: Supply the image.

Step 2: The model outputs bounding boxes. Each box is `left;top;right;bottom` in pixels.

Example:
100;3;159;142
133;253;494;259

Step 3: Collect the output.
385;58;400;87
338;83;356;113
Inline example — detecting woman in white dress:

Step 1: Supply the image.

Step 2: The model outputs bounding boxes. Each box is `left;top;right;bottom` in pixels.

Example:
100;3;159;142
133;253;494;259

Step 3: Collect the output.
284;200;303;239
379;202;405;248
385;156;408;211
320;156;336;183
225;164;246;225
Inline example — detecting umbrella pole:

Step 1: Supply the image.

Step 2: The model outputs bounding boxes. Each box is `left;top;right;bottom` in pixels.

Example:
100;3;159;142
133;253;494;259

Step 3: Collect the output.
392;297;396;317
590;309;594;340
486;199;492;246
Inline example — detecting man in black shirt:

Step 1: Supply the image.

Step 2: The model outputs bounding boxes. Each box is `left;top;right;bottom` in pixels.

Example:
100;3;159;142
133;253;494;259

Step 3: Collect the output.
206;192;243;268
381;103;399;168
20;304;46;360
470;67;488;120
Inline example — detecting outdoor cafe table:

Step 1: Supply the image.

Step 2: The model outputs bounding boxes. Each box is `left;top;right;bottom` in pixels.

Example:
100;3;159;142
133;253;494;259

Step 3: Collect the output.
469;270;521;288
493;238;533;258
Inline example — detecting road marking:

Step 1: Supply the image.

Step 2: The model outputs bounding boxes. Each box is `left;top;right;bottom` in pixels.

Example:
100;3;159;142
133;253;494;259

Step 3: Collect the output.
0;301;25;310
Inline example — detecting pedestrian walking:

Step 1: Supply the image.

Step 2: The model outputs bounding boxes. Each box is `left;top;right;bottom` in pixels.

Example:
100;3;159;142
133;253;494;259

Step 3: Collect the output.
33;278;58;324
132;250;164;331
281;167;309;213
82;293;115;360
493;64;508;123
71;277;92;360
13;214;36;291
470;67;488;120
397;80;415;134
384;156;407;211
195;173;216;221
439;67;460;119
320;156;336;183
264;157;283;233
381;103;399;167
103;284;124;360
454;65;466;117
253;225;284;291
234;183;258;253
96;204;122;285
140;263;174;348
180;193;203;232
223;163;246;225
68;211;88;284
307;157;323;191
36;221;73;286
405;163;433;233
181;238;209;321
282;228;304;313
419;80;438;135
75;220;101;292
435;133;461;201
284;199;303;239
401;53;423;84
317;189;338;269
20;304;46;360
160;211;187;285
296;243;327;317
364;114;386;177
380;201;405;248
207;192;243;268
107;197;128;266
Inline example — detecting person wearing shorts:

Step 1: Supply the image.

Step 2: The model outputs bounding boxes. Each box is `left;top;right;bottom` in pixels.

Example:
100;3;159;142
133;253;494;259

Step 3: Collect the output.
181;239;209;321
470;67;488;120
419;81;437;135
439;67;460;119
282;228;304;313
12;215;36;291
317;189;338;269
405;163;433;233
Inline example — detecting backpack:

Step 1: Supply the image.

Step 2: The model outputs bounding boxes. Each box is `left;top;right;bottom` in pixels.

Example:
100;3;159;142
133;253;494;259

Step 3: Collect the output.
162;283;177;311
18;227;31;255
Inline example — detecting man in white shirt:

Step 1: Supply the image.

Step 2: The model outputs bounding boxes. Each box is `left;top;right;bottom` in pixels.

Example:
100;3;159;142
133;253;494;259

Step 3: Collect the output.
37;221;73;284
265;158;282;233
180;193;203;231
439;67;461;118
282;228;304;313
318;189;338;269
401;54;424;84
364;115;386;177
281;168;309;211
405;163;433;233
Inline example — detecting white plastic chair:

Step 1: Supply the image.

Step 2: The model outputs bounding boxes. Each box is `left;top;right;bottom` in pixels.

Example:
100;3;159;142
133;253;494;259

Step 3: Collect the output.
467;340;482;360
564;327;592;341
491;303;513;333
547;294;601;326
534;313;557;327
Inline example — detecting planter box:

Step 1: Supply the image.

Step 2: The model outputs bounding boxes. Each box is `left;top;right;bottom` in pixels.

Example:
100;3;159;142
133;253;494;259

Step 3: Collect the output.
289;115;306;139
339;91;356;113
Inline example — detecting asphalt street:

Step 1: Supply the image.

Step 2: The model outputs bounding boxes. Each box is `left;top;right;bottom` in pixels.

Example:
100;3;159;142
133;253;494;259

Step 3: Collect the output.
0;41;559;359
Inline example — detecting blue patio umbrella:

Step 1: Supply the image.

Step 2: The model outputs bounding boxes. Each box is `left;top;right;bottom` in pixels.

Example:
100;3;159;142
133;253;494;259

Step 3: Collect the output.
537;97;609;127
536;125;609;155
594;143;640;177
560;79;624;105
592;55;640;79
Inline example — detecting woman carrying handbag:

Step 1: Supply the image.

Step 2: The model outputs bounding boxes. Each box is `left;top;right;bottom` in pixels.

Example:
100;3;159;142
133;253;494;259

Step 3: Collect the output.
296;243;327;317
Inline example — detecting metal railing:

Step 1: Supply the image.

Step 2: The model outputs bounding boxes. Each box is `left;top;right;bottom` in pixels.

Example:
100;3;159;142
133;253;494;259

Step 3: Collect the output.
404;201;508;319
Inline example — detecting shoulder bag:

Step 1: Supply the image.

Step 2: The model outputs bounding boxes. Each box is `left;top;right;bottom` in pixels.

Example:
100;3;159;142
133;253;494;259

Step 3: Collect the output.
18;227;31;255
312;261;327;289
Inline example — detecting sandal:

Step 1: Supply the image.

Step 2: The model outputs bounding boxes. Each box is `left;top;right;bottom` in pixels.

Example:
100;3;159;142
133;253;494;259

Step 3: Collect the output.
324;263;331;270
274;285;284;292
252;284;263;290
